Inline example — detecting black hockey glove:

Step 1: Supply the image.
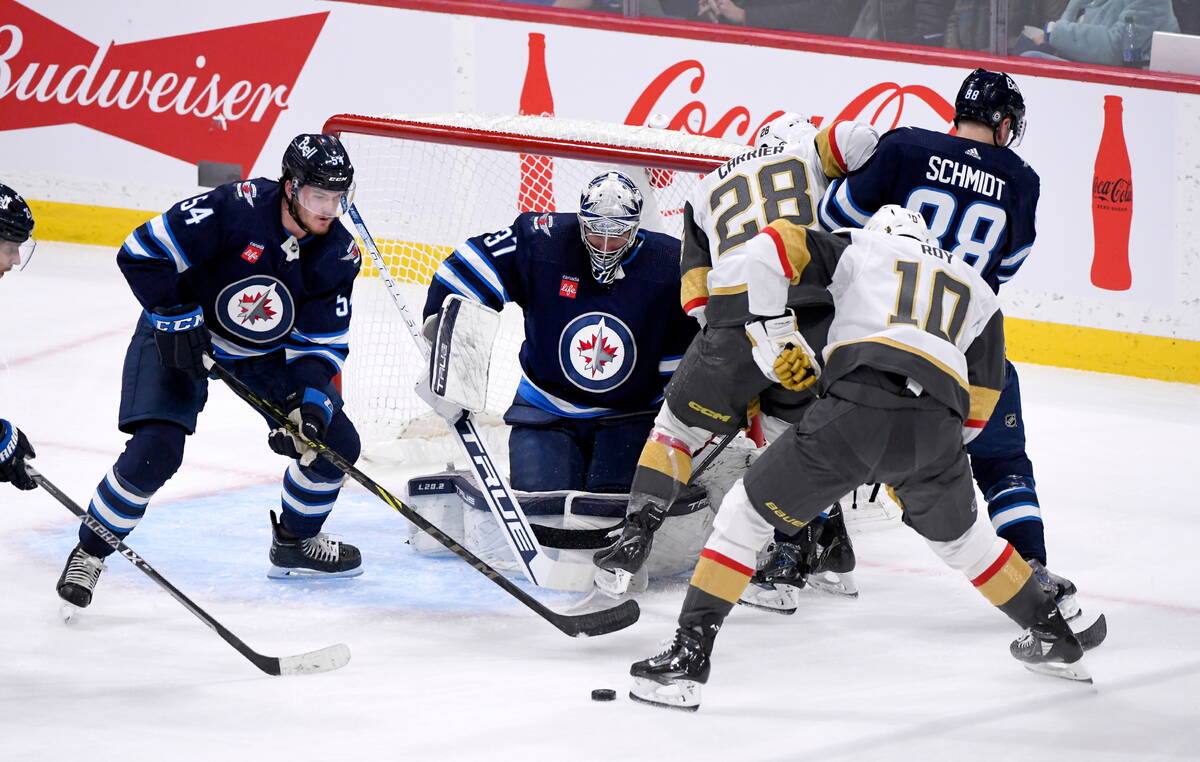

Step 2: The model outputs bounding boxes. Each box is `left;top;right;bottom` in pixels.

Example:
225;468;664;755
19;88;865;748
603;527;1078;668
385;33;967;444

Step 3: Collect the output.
148;304;211;380
267;388;335;467
0;418;37;490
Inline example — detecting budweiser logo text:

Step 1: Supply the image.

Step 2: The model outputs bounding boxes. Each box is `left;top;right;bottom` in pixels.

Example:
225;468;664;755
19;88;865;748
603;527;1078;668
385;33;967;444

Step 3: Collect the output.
0;1;327;173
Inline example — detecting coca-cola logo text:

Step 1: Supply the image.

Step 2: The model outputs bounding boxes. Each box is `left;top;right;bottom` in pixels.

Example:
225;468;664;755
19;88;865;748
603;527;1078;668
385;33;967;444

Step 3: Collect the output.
625;59;956;144
0;1;327;173
1093;177;1132;206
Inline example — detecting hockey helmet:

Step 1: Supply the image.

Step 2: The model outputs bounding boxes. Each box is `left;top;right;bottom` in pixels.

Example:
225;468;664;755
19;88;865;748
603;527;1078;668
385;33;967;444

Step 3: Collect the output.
954;68;1027;147
754;112;816;149
864;204;935;245
0;183;36;274
578;171;643;285
281;134;355;219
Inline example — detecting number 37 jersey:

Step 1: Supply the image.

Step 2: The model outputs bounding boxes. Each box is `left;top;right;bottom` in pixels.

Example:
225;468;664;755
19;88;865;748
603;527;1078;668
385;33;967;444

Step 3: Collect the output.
680;120;878;327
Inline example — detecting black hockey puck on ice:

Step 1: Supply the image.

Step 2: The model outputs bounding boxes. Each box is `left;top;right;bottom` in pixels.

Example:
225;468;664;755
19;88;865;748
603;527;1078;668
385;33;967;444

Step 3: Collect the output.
591;688;617;702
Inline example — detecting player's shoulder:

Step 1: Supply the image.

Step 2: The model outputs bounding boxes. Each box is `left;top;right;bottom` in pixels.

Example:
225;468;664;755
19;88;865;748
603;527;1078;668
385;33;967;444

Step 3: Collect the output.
621;231;682;284
191;177;277;213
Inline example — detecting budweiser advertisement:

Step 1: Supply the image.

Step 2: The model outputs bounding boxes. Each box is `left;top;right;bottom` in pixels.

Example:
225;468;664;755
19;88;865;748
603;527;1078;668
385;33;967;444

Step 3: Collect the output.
0;0;327;174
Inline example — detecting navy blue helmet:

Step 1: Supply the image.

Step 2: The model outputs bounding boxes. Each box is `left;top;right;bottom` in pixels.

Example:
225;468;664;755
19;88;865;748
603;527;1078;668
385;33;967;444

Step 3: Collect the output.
0;183;34;243
281;134;354;192
954;69;1026;147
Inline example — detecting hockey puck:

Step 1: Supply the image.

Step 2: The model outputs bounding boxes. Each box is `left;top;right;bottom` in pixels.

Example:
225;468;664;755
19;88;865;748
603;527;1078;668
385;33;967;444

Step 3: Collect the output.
591;688;617;702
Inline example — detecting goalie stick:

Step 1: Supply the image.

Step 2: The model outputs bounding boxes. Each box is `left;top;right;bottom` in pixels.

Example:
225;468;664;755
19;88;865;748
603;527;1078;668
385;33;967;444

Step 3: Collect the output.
343;201;594;591
27;465;350;676
206;358;639;638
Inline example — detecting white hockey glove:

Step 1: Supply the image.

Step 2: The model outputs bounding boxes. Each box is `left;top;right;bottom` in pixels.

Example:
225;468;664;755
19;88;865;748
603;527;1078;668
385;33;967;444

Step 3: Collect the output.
745;313;820;392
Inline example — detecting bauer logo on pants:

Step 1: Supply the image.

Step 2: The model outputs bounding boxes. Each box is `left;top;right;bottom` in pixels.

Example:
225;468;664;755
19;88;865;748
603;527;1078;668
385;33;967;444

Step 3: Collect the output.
215;275;295;344
558;312;636;393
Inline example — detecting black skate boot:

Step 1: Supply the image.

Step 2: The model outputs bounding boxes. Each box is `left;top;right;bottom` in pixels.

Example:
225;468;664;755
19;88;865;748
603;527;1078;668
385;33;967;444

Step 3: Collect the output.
1010;598;1091;682
629;623;718;712
268;512;363;579
56;544;107;620
592;496;666;598
737;540;810;615
804;505;858;597
1028;559;1080;621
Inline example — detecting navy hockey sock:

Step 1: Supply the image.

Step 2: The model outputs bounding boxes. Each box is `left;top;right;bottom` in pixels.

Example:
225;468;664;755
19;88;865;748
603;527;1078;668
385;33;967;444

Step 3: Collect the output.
279;460;343;538
986;480;1046;565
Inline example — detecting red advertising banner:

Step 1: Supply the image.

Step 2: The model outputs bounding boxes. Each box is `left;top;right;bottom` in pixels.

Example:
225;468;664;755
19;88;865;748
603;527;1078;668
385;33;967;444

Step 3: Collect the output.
0;1;327;174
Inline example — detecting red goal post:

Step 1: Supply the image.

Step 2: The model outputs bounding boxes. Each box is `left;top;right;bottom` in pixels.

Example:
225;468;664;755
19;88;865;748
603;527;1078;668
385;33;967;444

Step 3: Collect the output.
322;112;747;451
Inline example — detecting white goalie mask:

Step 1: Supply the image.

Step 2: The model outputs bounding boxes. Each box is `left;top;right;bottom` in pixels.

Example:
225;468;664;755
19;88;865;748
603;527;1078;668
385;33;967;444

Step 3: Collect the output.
865;204;936;246
578;171;643;285
754;112;816;149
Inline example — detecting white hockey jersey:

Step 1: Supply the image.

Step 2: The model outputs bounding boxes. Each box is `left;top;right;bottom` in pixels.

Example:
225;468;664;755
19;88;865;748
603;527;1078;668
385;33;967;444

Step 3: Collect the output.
679;119;878;327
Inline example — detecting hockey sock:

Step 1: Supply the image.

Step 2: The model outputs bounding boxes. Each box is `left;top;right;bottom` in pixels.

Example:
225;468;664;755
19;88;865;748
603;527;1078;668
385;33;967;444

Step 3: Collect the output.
79;423;185;558
280;460;344;538
986;480;1046;565
630;431;694;506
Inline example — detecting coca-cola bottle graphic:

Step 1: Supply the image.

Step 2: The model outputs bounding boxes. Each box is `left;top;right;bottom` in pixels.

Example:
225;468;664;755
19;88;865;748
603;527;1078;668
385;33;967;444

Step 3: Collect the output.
519;32;554;213
1090;95;1133;291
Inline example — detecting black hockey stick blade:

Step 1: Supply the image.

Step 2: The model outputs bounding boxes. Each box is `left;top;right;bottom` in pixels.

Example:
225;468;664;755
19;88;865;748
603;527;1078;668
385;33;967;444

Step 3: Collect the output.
207;358;639;638
1075;613;1107;652
28;466;350;676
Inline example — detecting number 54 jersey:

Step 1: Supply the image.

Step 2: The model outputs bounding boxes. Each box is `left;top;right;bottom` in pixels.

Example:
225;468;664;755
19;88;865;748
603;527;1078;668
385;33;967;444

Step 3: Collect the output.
680;120;878;328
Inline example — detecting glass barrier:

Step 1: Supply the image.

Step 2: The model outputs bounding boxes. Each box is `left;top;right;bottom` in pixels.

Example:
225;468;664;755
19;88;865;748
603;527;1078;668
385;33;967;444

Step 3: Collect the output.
502;0;1200;74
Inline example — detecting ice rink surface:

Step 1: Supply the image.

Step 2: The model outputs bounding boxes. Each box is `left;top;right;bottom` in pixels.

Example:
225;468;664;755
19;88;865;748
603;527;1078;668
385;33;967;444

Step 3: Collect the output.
1;243;1198;761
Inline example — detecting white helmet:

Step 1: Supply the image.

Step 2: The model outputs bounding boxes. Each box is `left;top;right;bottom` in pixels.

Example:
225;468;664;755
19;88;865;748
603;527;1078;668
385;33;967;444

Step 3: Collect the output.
865;204;935;245
754;112;816;149
578;171;643;285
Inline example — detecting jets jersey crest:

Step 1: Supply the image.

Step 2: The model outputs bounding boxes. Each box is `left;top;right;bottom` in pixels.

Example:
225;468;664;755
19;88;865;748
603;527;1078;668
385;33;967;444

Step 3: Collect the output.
560;312;637;393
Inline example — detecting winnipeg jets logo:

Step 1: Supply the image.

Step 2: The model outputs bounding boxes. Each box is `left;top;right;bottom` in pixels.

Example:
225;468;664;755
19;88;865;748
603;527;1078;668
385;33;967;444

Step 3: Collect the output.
215;275;295;344
559;312;636;393
0;194;10;209
235;181;258;207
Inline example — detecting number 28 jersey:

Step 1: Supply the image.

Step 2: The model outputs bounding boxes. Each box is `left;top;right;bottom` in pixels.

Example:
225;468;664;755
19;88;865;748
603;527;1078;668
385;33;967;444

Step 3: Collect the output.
818;127;1040;293
680;120;878;328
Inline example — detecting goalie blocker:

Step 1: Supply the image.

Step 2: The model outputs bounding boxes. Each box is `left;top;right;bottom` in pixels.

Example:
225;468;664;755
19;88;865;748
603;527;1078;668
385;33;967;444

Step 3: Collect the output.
405;469;714;583
428;294;502;413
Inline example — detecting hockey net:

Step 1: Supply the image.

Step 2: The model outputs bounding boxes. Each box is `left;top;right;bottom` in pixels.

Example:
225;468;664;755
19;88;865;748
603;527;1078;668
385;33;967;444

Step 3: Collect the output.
325;113;747;459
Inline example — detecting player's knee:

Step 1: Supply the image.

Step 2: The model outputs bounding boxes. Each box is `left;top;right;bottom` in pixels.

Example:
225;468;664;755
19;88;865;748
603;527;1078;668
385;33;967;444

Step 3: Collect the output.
651;404;712;454
923;507;1005;574
116;421;187;492
708;480;776;561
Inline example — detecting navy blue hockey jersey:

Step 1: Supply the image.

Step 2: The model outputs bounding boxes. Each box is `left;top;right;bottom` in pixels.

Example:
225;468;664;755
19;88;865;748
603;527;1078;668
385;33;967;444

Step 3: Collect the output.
423;213;696;418
117;178;360;391
818;127;1040;292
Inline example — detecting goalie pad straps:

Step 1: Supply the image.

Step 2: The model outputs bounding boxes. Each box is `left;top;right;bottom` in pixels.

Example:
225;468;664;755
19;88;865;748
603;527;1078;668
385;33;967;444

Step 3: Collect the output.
430;295;502;413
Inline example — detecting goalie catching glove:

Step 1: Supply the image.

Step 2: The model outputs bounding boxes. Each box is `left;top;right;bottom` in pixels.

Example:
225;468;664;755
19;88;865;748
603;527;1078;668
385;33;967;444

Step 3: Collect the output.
268;388;335;467
745;312;820;392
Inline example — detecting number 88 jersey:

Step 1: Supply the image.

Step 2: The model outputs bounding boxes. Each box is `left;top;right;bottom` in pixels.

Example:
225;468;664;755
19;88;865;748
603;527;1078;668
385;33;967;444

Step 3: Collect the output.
680;119;879;328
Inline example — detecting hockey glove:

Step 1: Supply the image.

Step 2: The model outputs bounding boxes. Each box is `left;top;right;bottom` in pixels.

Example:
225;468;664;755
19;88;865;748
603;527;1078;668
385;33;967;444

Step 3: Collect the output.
414;368;465;424
148;304;211;380
268;388;335;467
0;418;36;490
745;313;820;392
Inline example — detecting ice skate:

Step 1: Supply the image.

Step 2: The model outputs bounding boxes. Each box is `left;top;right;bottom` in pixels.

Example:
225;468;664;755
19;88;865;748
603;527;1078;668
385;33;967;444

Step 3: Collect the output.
1028;559;1080;621
593;498;665;598
267;512;363;579
1010;600;1091;682
629;624;717;712
56;544;106;621
804;505;858;597
738;541;808;615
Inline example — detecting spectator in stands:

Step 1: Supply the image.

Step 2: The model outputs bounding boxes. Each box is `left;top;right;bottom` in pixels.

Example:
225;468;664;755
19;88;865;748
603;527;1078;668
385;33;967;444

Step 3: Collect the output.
944;0;1068;53
1015;0;1180;65
551;0;678;17
695;0;865;35
850;0;956;46
1175;0;1200;33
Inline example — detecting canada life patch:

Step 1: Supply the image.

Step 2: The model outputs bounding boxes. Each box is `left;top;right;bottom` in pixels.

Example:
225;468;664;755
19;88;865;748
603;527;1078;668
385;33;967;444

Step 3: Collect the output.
241;242;264;263
215;274;295;344
558;312;636;393
559;275;579;299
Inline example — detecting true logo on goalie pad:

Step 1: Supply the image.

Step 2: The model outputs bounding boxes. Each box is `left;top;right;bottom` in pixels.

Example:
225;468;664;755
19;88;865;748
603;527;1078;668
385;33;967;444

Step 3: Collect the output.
559;312;636;393
215;274;295;344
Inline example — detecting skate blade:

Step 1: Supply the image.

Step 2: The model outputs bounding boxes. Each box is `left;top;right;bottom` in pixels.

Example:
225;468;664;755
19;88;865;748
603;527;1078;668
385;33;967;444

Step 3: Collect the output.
1022;657;1093;683
737;584;798;615
807;570;859;598
267;565;364;580
629;676;701;712
593;567;632;599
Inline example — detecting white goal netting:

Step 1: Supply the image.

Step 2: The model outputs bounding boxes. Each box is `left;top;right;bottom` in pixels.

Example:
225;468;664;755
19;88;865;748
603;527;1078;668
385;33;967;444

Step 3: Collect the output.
329;113;746;458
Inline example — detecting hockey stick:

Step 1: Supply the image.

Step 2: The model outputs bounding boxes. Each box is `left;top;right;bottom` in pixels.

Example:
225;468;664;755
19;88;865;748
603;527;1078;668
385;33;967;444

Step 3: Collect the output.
27;465;350;676
206;358;639;637
531;429;740;550
344;201;593;591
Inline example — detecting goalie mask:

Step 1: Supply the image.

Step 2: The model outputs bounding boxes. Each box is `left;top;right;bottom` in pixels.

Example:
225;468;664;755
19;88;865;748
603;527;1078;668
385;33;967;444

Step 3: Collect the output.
865;204;936;246
754;112;816;149
0;183;36;276
578;171;643;285
281;133;356;226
